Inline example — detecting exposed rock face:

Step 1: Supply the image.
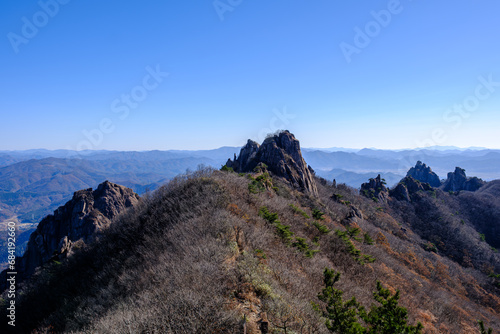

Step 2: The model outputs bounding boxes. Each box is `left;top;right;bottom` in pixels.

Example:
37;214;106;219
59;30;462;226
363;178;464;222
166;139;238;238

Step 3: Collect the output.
360;174;388;202
406;161;441;187
226;139;260;172
390;176;432;202
2;181;140;287
391;183;411;202
226;131;318;196
346;204;364;222
442;167;486;192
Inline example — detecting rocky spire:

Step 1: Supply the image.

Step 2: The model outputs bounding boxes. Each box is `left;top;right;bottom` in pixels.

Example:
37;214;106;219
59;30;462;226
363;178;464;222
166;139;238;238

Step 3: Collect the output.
226;131;318;196
360;174;389;202
406;161;441;187
1;181;140;289
442;167;485;192
226;139;260;172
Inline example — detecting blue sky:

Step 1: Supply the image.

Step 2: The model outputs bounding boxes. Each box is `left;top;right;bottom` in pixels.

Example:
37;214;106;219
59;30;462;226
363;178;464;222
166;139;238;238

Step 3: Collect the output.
1;0;499;150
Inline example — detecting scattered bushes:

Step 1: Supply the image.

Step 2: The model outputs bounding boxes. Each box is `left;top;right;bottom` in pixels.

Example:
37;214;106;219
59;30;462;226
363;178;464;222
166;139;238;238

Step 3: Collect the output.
424;241;437;253
292;237;319;258
363;233;374;245
248;172;274;194
4;168;500;333
259;206;280;224
335;228;375;265
220;165;234;172
312;208;326;220
289;203;310;219
313;221;331;235
275;222;294;244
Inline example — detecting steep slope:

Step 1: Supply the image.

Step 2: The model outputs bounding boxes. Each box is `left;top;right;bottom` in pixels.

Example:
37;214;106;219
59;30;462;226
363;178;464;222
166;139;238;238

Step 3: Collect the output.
2;138;500;333
457;180;500;249
386;163;499;272
3;173;500;332
0;156;217;270
0;156;217;224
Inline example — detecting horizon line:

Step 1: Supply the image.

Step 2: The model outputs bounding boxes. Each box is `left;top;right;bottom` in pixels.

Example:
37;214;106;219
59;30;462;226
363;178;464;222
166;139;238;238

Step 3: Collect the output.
1;145;500;153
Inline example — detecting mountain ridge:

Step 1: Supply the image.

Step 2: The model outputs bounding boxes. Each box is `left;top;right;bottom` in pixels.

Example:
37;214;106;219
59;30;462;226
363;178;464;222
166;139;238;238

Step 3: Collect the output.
2;131;500;333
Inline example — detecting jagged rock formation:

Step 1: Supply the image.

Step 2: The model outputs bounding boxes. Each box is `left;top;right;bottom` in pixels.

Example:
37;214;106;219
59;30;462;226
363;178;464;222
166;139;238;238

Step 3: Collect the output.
1;181;139;287
227;139;260;172
226;131;318;196
406;161;441;187
360;174;389;202
442;167;486;192
390;176;433;202
344;204;364;224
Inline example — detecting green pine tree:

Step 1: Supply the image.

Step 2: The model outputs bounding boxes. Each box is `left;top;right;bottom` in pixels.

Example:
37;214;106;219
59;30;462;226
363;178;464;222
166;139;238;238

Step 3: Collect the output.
361;281;423;334
478;320;493;334
317;268;366;334
318;269;424;334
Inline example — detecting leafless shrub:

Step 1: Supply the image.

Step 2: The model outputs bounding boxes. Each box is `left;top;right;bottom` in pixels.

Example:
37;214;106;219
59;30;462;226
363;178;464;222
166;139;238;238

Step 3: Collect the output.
4;168;500;333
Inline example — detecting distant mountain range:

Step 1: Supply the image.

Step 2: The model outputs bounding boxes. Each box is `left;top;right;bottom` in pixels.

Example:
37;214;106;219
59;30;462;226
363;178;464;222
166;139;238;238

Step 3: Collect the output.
3;133;500;333
303;148;500;183
1;146;499;228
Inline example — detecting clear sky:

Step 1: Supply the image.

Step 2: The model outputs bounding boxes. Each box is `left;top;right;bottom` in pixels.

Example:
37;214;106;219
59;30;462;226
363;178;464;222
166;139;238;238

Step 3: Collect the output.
1;0;499;150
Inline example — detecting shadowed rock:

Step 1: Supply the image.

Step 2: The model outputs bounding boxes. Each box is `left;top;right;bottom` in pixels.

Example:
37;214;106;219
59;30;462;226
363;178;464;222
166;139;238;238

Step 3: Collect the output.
442;167;486;192
1;181;140;289
360;174;389;202
390;176;433;202
406;161;441;187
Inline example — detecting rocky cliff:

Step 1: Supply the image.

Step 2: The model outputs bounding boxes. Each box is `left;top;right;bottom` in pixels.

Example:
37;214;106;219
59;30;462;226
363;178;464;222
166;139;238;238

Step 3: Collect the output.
406;161;441;187
442;167;486;192
226;131;318;196
1;181;140;288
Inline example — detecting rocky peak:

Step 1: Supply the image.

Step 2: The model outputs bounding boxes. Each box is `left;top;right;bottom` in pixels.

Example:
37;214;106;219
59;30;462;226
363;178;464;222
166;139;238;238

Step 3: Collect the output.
2;181;140;287
390;176;432;202
442;167;486;192
226;139;260;172
360;174;389;202
406;161;441;187
226;131;318;196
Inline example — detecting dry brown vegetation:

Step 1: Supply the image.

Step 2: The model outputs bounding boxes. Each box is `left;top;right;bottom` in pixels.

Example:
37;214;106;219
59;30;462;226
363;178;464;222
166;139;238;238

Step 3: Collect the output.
2;167;500;333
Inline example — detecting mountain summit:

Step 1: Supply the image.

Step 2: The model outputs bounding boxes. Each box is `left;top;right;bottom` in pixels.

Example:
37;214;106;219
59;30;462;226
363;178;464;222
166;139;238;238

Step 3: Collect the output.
442;167;486;192
225;130;318;196
406;161;441;187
